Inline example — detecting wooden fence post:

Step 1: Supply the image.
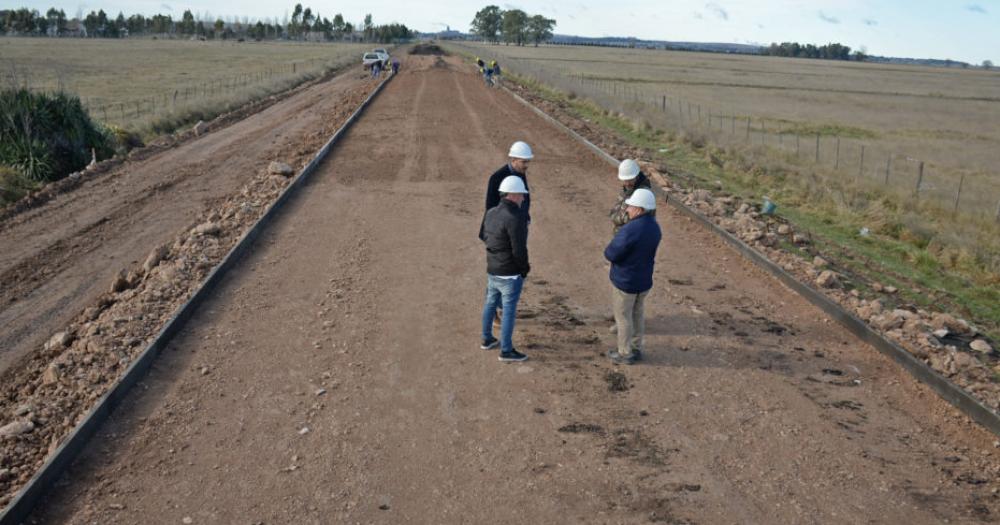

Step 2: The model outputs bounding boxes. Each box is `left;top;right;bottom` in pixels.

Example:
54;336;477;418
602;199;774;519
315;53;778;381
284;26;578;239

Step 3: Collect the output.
815;135;820;163
835;137;841;170
953;174;965;214
884;155;891;185
858;145;865;179
731;116;735;134
746;118;751;141
915;161;925;199
661;95;666;111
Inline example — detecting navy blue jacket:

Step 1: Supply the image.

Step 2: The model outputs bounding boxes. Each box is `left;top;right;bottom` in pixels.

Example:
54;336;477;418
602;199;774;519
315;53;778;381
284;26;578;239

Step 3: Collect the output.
604;213;662;294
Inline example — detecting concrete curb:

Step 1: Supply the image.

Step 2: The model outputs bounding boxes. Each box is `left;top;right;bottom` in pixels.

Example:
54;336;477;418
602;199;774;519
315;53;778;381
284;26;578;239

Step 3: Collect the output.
0;72;395;525
501;85;1000;438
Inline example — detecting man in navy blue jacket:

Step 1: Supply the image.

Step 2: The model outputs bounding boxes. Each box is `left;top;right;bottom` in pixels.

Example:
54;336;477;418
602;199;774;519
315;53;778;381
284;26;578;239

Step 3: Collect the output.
603;188;662;364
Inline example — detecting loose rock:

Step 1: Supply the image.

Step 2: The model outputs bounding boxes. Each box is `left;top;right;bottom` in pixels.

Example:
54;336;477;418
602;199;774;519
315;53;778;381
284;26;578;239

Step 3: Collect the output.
970;339;993;354
268;161;294;177
0;420;35;437
191;222;221;236
815;270;840;289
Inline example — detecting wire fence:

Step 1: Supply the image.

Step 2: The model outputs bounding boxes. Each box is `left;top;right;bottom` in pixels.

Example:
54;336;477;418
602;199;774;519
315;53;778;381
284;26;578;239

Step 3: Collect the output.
453;42;1000;224
7;55;356;128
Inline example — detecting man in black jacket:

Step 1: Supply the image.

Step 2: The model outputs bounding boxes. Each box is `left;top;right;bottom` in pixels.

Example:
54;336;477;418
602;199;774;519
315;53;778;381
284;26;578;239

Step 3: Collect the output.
478;141;533;241
480;176;530;362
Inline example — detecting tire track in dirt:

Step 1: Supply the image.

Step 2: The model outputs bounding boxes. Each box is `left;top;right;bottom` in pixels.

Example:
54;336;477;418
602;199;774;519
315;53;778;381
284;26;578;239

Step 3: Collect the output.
28;53;1000;524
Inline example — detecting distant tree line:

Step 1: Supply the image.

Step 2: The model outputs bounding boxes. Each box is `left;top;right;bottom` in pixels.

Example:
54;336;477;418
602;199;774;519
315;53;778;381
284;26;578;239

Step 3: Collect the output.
0;5;413;42
470;5;555;46
762;42;865;61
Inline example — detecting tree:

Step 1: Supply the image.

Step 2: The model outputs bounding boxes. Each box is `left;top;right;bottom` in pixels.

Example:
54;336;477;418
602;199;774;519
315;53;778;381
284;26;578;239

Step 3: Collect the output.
214;18;225;36
500;9;528;46
363;13;373;41
526;15;555;46
984;60;994;70
180;10;196;35
332;13;345;39
471;5;502;43
302;7;313;32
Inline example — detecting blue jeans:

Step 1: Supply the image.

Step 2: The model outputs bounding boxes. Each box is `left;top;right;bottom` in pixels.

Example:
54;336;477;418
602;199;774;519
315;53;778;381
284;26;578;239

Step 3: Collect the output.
481;275;524;352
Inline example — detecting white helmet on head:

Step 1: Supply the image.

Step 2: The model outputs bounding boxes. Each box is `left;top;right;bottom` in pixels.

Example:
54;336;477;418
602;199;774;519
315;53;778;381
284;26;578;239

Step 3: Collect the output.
498;175;528;194
618;159;640;181
624;188;656;210
508;141;534;160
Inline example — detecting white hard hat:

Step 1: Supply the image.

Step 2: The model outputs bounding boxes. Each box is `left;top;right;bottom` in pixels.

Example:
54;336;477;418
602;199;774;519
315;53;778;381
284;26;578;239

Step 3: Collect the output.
624;188;656;210
618;159;640;181
508;141;534;160
498;175;528;194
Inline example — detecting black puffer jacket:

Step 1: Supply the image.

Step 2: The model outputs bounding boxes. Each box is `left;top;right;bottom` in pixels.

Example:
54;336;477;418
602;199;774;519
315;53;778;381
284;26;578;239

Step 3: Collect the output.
482;199;530;277
478;164;530;240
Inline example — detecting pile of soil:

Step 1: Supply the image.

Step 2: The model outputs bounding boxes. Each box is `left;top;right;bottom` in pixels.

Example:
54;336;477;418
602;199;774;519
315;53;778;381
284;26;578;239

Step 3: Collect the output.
410;43;447;56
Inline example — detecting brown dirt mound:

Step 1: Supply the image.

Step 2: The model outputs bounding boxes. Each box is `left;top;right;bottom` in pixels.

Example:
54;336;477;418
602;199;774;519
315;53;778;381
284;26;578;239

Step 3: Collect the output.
410;43;447;56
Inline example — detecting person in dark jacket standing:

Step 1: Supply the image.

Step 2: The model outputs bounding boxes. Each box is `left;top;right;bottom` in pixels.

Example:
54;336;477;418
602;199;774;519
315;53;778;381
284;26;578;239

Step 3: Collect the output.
480;176;531;362
479;141;533;241
609;159;652;234
604;188;662;365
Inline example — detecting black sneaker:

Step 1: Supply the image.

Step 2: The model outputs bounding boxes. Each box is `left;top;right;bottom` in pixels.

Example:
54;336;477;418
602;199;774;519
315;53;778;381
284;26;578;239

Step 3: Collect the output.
632;349;643;362
499;349;528;362
480;337;499;350
607;350;636;365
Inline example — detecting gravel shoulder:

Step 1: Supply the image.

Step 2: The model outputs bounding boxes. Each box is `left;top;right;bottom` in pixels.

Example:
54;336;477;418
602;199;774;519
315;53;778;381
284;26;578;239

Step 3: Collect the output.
28;54;1000;524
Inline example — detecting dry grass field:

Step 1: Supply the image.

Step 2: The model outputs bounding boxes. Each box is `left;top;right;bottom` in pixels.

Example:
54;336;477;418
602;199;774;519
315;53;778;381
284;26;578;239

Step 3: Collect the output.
456;42;1000;220
1;37;371;132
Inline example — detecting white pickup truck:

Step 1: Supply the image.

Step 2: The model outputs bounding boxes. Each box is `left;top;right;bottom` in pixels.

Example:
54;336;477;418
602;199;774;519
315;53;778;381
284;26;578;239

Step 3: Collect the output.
362;52;383;69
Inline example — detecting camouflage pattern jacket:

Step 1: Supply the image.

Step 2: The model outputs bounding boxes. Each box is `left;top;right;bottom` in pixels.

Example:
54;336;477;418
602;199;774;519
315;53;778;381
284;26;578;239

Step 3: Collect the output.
609;172;651;233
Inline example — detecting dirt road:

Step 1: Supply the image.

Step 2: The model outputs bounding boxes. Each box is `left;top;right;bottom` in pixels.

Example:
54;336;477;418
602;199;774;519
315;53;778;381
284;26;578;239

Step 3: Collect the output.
0;66;374;376
32;54;1000;523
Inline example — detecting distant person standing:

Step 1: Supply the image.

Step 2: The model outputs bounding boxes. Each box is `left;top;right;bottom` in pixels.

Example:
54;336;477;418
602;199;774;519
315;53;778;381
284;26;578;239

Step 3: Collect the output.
491;60;502;87
480;176;531;362
604;188;661;365
391;58;400;75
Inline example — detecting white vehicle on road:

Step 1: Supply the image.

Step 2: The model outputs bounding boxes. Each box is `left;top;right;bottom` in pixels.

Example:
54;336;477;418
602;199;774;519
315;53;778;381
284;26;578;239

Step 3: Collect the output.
372;48;390;66
362;52;382;69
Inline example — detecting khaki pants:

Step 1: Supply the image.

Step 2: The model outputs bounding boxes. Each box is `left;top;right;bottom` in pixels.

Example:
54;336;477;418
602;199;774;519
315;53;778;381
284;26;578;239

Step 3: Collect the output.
612;287;649;357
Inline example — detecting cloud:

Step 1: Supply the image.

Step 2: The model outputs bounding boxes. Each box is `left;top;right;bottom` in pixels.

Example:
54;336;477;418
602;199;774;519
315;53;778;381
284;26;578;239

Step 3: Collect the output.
863;19;878;26
966;4;987;14
706;3;729;21
818;11;839;24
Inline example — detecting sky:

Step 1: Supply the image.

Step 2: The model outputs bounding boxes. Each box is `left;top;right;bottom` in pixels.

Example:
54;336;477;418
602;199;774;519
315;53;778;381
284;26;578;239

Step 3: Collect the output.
16;0;999;64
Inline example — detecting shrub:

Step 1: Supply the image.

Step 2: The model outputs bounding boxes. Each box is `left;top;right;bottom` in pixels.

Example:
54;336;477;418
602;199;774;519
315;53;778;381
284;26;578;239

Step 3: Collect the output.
0;88;113;183
0;165;40;204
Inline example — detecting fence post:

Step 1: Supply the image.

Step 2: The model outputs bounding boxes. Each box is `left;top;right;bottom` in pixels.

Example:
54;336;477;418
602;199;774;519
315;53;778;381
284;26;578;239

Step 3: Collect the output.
661;95;665;111
884;155;891;185
761;122;766;145
731;116;735;135
914;161;924;199
746;118;751;141
857;145;866;180
835;137;841;170
815;135;820;163
953;174;965;214
796;134;800;156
